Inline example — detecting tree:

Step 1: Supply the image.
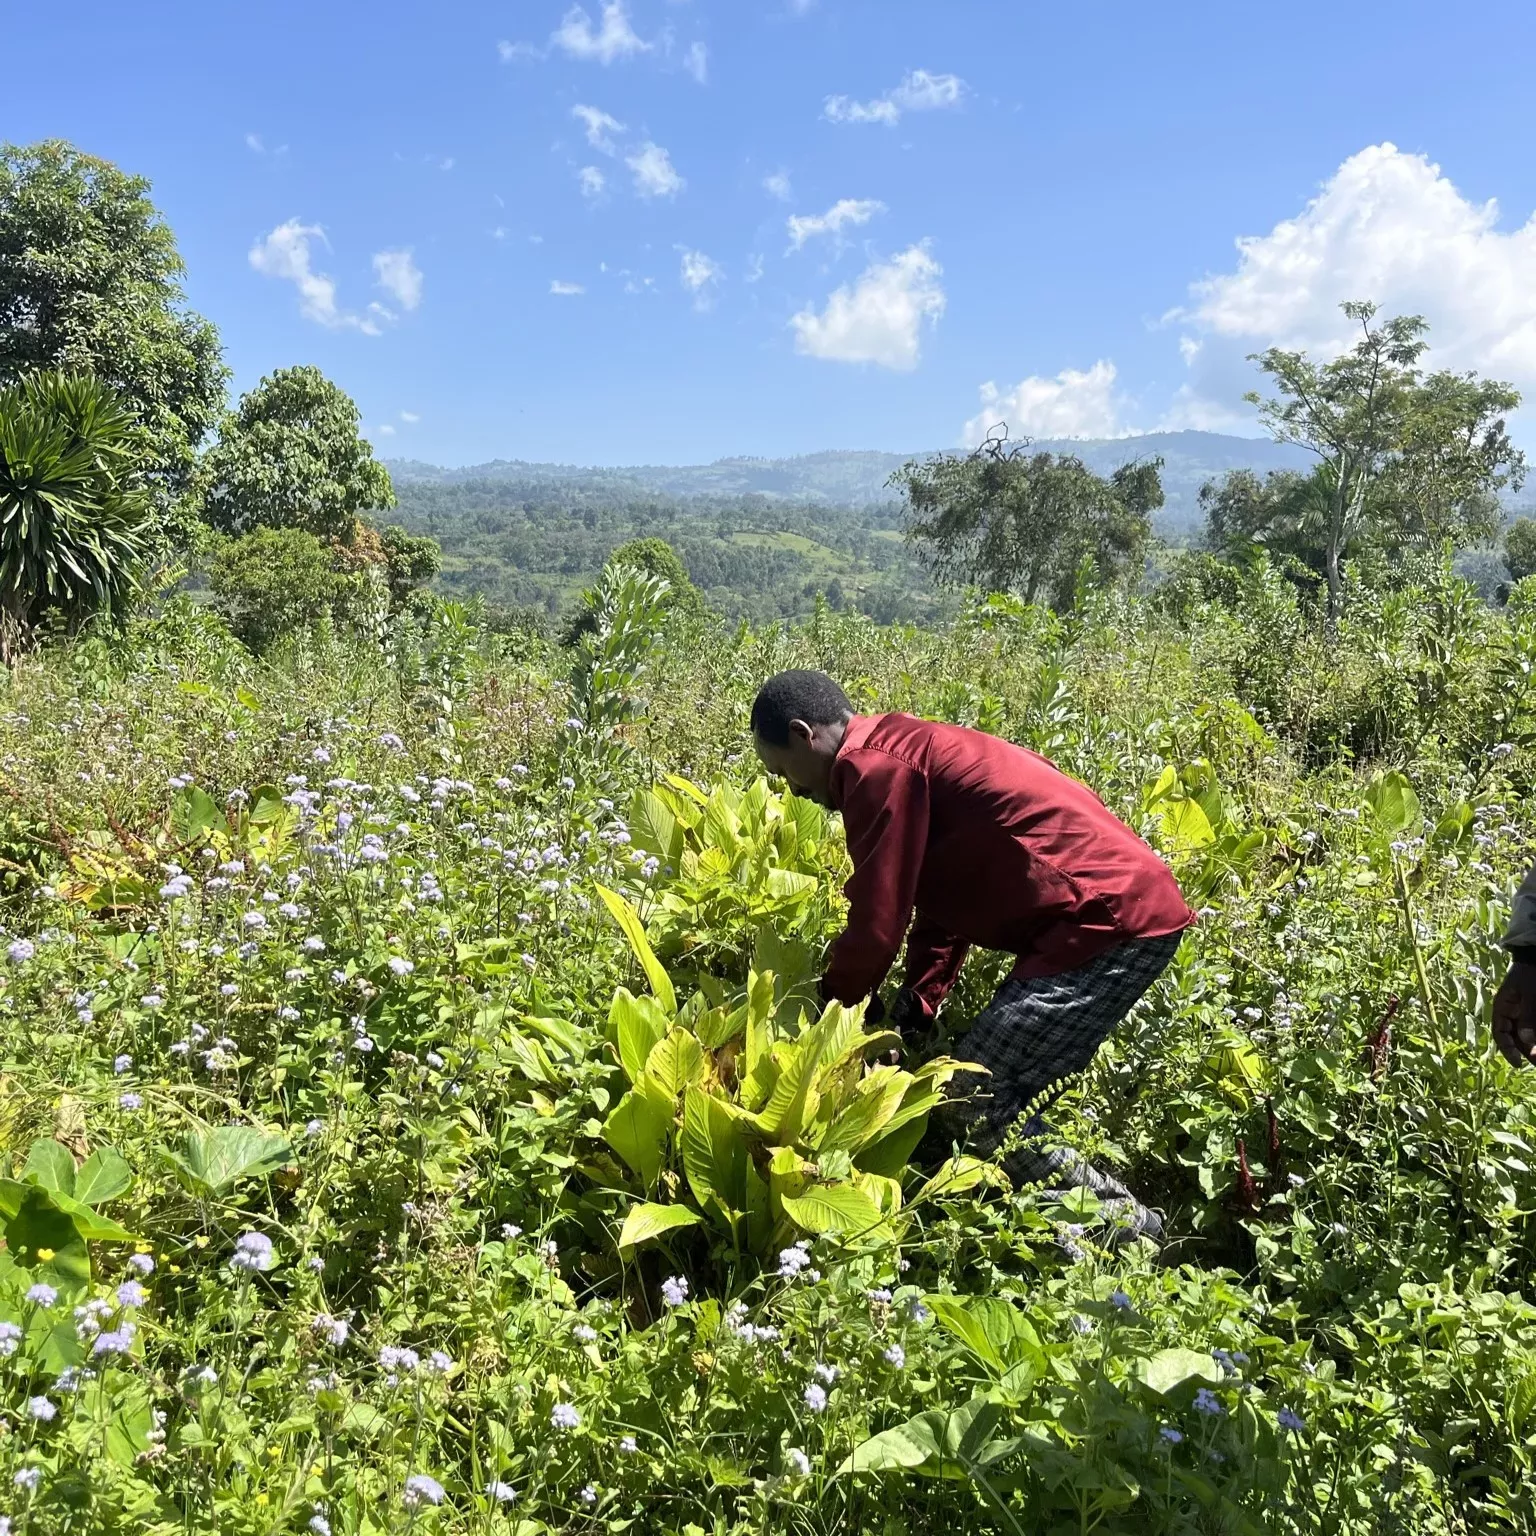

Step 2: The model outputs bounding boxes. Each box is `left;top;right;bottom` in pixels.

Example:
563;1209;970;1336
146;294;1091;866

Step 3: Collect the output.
378;525;442;613
562;536;704;642
208;527;344;654
1247;301;1524;626
1505;518;1536;582
894;434;1162;609
0;141;226;503
200;366;395;539
0;372;153;661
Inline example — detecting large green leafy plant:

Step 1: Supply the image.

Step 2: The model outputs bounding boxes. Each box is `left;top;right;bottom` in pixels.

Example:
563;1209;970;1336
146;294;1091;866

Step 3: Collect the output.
0;371;153;659
592;884;981;1268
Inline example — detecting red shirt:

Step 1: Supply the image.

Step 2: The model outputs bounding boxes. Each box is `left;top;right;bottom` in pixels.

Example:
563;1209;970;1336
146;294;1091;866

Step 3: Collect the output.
822;713;1195;1011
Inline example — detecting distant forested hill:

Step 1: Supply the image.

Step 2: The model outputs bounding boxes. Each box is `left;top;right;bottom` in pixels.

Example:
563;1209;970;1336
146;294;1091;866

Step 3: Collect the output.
386;432;1315;624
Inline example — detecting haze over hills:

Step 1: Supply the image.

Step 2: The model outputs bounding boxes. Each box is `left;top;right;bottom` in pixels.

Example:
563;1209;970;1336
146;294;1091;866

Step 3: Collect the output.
385;430;1315;533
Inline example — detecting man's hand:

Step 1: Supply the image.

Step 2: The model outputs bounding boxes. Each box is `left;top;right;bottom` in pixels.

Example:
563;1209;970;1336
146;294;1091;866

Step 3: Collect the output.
889;987;934;1045
1493;958;1536;1069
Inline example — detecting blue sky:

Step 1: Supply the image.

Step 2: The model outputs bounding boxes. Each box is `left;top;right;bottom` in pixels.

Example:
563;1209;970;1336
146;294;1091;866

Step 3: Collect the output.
13;0;1536;466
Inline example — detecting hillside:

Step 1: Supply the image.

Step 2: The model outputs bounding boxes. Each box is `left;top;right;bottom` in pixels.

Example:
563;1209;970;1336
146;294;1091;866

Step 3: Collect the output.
387;432;1315;624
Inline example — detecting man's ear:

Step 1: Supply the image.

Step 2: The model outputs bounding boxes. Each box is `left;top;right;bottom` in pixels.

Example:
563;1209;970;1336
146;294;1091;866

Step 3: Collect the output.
788;718;815;748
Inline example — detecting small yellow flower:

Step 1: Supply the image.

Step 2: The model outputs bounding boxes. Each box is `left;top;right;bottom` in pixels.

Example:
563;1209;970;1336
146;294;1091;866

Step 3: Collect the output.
169;1264;182;1275
193;1236;209;1249
36;1248;54;1262
266;1445;281;1459
255;1493;269;1507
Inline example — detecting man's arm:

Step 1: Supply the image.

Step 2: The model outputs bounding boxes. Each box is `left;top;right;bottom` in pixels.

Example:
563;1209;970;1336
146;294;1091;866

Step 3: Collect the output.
1495;863;1536;1069
901;911;970;1022
820;751;929;1006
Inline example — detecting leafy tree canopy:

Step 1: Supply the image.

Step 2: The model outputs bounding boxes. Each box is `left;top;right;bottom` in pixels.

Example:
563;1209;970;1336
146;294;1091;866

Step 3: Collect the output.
0;371;153;660
893;433;1162;610
1244;301;1524;624
1505;518;1536;583
0;140;227;504
563;536;706;642
207;526;345;655
200;365;395;540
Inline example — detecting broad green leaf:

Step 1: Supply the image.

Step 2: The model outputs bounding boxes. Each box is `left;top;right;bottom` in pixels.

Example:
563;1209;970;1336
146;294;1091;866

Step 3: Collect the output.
1364;770;1422;838
609;988;670;1086
837;1398;1005;1479
596;885;677;1015
764;868;818;901
2;1185;92;1292
602;1088;672;1187
815;1067;909;1154
911;1155;1007;1203
780;1182;891;1244
1136;1347;1222;1395
617;1201;704;1254
163;1125;293;1196
754;1004;845;1142
694;1003;745;1051
22;1137;76;1198
645;1028;704;1100
172;786;227;842
52;1190;134;1242
927;1296;1040;1374
630;789;684;866
246;785;287;825
1158;796;1215;852
681;1087;749;1217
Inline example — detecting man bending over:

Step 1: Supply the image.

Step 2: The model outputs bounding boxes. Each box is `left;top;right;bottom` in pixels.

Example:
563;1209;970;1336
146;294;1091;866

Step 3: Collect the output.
751;669;1195;1243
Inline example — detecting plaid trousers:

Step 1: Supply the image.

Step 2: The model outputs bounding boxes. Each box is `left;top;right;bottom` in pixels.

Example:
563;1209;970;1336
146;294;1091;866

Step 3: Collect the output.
933;932;1183;1188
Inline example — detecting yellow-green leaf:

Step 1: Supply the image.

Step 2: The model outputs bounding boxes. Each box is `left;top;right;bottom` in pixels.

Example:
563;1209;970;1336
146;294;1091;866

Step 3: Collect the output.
596;885;677;1015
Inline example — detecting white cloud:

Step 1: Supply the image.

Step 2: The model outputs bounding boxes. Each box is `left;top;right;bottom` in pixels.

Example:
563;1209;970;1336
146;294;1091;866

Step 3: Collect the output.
579;165;607;199
551;280;586;296
249;220;380;334
684;41;707;84
498;39;541;62
791;243;945;370
963;361;1124;445
552;2;651;64
372;249;423;312
573;104;625;154
400;411;420;424
763;170;793;202
678;247;723;307
376;423;396;436
787;197;885;251
1169;142;1536;428
627;142;684;199
824;69;965;127
745;253;765;284
245;133;264;153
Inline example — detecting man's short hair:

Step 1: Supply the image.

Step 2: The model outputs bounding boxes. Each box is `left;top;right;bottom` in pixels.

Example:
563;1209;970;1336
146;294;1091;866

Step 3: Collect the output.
750;669;853;746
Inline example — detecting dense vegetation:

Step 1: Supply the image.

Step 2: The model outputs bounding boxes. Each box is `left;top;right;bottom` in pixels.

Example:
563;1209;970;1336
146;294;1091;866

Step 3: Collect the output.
9;133;1536;1534
2;558;1536;1534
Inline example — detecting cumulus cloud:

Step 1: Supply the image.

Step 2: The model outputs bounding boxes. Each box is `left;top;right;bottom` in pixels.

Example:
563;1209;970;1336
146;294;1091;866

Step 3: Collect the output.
787;197;885;251
573;104;625;154
1167;142;1536;428
763;170;793;202
498;39;541;62
249;220;380;334
400;411;420;423
376;423;396;436
245;133;264;153
552;2;651;63
791;243;945;370
373;249;423;311
579;165;607;199
550;280;586;296
627;142;684;199
678;247;723;307
684;41;707;84
824;69;965;127
963;361;1124;445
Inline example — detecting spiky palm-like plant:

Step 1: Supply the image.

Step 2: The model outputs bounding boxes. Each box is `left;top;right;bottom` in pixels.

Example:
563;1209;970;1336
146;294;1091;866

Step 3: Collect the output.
0;371;151;661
